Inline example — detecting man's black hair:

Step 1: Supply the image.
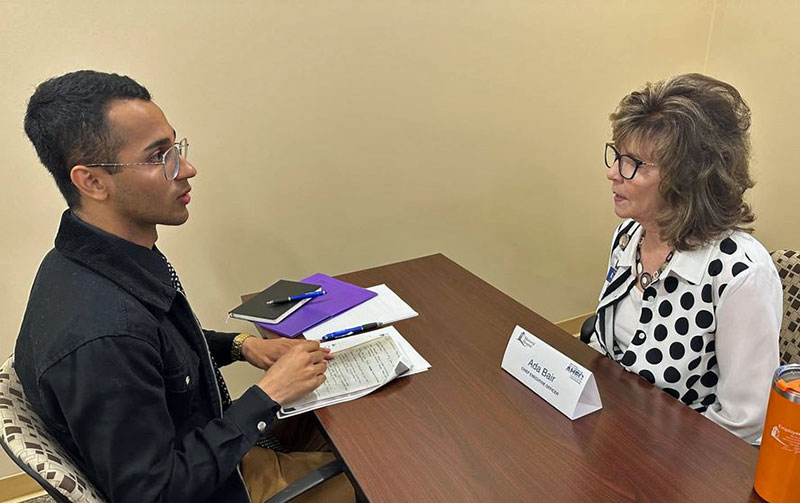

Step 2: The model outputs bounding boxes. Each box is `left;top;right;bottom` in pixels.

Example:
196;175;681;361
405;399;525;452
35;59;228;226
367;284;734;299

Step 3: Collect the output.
24;70;151;207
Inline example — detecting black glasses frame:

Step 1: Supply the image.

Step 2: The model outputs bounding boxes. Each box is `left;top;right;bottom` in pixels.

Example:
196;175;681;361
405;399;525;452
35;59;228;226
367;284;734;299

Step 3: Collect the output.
604;142;656;180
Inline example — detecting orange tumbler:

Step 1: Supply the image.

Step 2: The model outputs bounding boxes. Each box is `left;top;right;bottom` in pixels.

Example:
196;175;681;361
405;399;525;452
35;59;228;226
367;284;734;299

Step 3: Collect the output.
754;363;800;503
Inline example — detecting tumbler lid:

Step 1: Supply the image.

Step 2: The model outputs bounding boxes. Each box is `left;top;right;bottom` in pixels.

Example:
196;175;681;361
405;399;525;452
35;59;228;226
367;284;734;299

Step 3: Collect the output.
777;378;800;393
774;364;800;402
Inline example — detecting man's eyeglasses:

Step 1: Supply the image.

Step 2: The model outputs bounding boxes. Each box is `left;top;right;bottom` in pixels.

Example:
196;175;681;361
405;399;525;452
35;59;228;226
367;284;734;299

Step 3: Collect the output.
605;142;657;180
86;138;189;181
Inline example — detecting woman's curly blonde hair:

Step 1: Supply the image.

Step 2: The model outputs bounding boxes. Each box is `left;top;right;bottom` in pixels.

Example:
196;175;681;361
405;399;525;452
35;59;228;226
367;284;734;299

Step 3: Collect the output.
610;73;755;251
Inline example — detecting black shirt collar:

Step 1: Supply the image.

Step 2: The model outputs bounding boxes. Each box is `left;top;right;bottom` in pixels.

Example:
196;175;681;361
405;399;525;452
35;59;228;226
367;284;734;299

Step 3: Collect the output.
55;210;176;311
89;223;173;288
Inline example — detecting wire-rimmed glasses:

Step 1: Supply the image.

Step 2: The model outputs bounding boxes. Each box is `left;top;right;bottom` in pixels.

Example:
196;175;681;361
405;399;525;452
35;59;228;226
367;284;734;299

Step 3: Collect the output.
86;138;189;181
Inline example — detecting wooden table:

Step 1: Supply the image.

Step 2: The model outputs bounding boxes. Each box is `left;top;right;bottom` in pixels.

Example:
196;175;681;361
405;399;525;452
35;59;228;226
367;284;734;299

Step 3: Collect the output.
264;254;764;502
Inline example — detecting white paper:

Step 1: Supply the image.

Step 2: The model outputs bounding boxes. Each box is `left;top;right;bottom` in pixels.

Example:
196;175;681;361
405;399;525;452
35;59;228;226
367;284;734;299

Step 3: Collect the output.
277;327;429;418
277;358;410;419
501;325;602;420
303;284;418;340
283;335;402;408
323;325;431;376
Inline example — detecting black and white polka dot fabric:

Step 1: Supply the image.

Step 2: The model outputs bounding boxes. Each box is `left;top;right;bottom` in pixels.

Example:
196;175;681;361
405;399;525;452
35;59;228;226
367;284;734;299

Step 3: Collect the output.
589;219;782;444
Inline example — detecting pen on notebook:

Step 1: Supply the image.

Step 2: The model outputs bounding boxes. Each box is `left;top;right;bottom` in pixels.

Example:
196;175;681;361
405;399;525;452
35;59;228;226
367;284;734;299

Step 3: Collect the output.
264;290;326;305
321;322;385;342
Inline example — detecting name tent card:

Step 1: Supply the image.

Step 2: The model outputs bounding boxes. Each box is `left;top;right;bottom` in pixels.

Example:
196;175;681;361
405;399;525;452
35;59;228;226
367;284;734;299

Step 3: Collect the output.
501;325;602;420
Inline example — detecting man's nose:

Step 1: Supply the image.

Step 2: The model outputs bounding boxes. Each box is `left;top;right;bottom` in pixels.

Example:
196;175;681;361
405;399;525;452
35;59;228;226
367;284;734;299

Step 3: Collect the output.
176;157;196;180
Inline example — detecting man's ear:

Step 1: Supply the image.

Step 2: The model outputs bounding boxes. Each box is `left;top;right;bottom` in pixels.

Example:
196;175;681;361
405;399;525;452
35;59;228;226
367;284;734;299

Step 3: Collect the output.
70;165;112;202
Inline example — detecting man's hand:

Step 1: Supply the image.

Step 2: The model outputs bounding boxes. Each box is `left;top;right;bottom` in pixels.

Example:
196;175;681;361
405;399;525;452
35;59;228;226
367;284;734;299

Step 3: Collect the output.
257;340;331;405
241;336;333;370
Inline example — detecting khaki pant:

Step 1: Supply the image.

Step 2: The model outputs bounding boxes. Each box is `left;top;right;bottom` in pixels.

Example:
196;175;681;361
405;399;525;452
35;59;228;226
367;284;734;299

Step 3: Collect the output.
240;414;355;503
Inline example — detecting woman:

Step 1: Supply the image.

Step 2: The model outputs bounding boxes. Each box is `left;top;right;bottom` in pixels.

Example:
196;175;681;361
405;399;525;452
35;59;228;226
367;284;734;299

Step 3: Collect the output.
588;73;781;444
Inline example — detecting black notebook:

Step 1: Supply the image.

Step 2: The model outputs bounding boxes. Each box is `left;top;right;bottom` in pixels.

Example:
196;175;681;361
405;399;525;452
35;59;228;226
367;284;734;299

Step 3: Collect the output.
228;280;322;325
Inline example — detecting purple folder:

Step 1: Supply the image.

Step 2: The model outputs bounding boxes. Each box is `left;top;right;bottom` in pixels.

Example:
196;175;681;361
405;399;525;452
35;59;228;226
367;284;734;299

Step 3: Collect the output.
256;273;377;338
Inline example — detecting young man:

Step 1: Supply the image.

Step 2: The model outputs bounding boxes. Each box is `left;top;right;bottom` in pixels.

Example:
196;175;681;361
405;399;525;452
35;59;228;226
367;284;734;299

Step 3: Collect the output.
15;70;353;503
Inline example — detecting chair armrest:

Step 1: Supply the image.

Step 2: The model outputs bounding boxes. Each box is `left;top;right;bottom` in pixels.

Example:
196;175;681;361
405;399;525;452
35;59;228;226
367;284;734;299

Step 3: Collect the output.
265;458;346;503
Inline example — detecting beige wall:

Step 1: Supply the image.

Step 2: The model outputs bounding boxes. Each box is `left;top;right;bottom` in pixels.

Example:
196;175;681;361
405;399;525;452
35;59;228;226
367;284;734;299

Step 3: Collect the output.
0;0;797;478
704;1;800;251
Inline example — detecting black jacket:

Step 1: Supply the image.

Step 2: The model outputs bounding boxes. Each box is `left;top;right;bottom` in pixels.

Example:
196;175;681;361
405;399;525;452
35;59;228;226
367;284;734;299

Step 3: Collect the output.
15;210;278;503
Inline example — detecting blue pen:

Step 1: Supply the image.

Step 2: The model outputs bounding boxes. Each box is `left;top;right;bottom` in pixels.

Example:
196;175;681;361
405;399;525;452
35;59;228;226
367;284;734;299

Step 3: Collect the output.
321;322;385;342
264;290;326;305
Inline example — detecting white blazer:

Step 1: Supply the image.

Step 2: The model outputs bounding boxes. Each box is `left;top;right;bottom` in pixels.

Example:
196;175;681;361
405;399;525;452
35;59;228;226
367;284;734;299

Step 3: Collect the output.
589;219;781;444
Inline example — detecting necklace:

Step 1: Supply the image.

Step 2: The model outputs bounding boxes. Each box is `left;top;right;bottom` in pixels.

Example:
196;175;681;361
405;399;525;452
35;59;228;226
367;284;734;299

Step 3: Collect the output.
635;230;674;289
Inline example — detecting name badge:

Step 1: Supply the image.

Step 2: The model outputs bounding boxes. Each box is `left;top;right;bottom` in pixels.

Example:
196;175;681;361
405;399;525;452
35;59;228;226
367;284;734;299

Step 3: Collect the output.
606;266;617;283
501;325;602;420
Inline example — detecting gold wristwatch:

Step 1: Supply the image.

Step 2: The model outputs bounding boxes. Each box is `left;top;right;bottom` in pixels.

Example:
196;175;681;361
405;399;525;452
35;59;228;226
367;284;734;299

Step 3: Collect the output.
231;333;255;361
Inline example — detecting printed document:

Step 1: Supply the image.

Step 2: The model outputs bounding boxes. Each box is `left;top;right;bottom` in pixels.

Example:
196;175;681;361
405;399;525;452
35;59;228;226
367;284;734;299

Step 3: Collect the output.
323;325;430;377
278;332;412;418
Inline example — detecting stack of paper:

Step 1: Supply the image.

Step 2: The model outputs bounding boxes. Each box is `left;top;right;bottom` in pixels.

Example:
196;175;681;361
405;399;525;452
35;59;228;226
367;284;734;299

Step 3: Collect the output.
303;284;418;340
322;325;431;376
277;326;431;418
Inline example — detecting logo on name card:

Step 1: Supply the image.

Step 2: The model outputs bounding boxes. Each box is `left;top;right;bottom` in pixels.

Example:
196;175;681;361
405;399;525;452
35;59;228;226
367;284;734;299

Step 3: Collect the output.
565;363;585;385
502;325;603;420
516;332;536;349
